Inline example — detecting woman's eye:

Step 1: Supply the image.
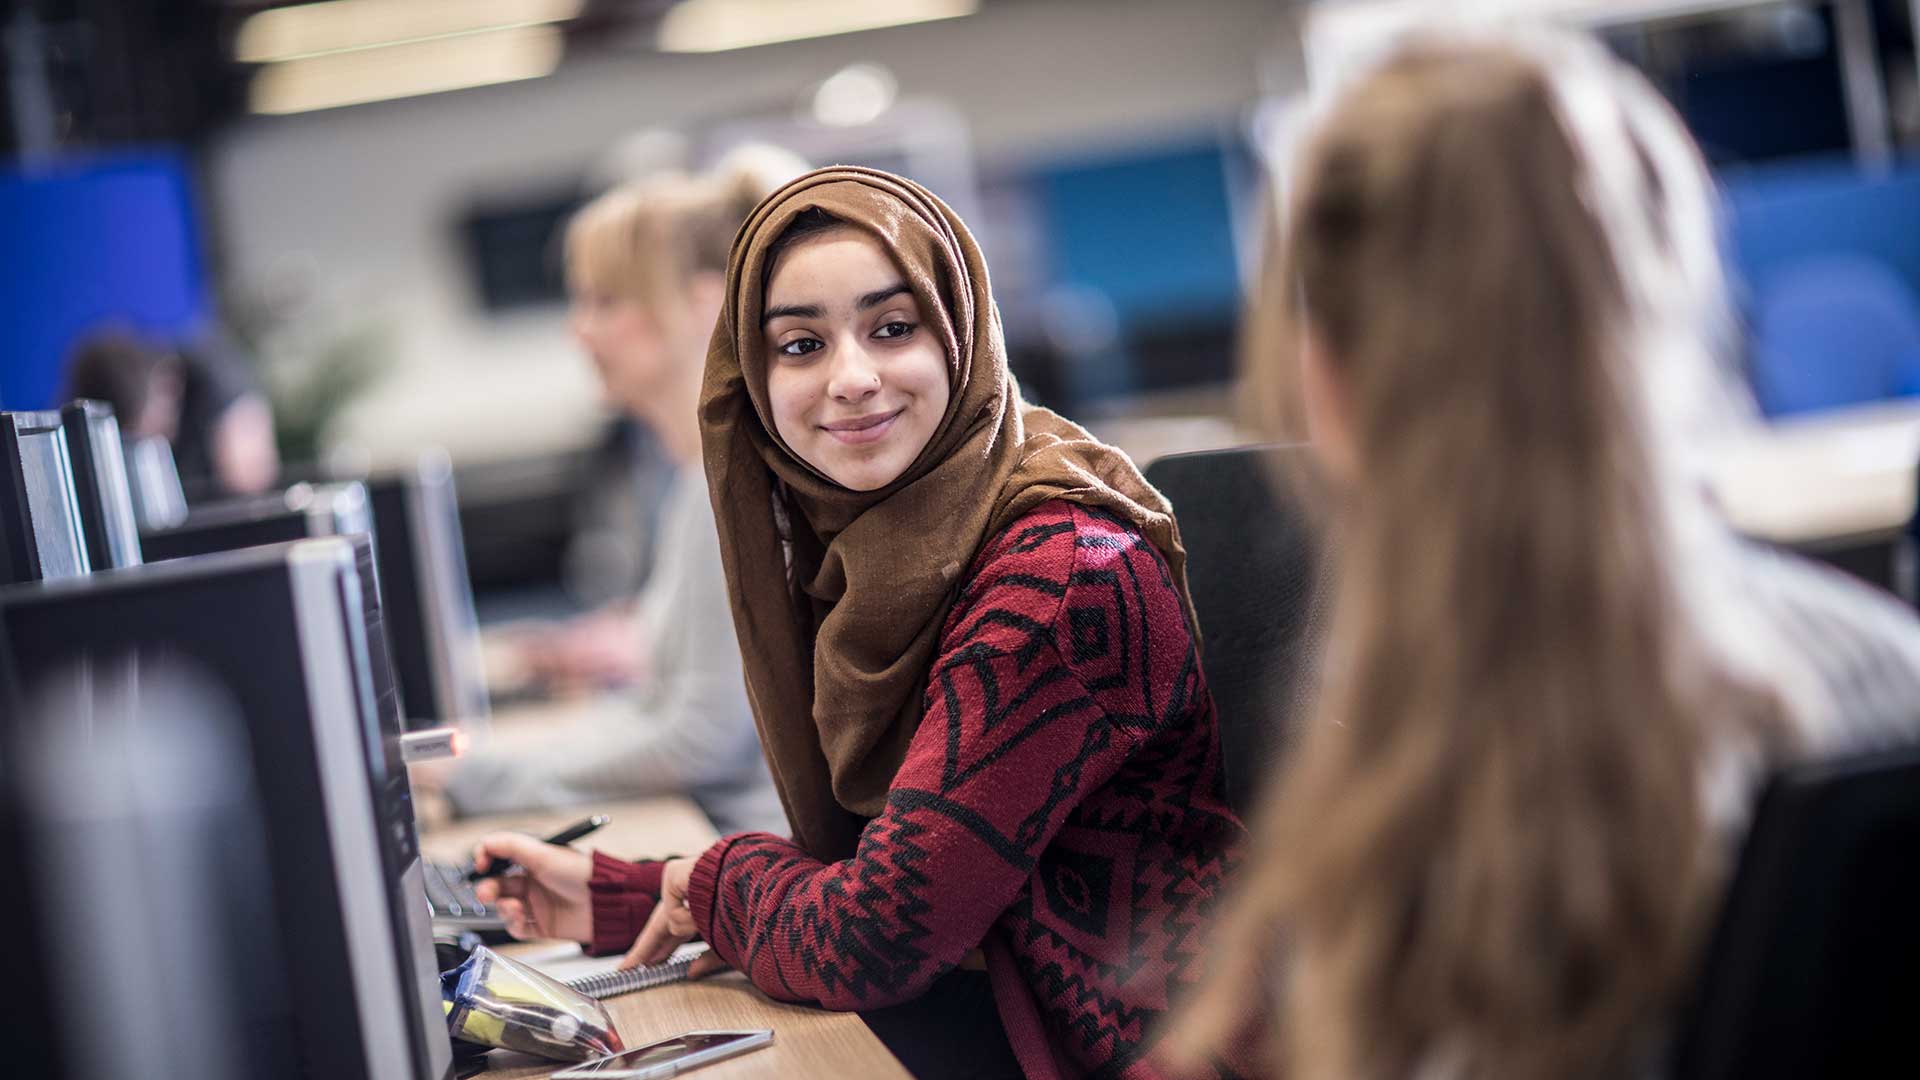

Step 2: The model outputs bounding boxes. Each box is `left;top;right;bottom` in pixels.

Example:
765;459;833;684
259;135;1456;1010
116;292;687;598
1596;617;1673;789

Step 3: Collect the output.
778;337;823;358
875;321;916;340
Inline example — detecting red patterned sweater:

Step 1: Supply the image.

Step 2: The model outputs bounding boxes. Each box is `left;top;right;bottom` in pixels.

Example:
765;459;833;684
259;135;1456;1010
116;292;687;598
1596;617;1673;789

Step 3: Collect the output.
585;501;1246;1079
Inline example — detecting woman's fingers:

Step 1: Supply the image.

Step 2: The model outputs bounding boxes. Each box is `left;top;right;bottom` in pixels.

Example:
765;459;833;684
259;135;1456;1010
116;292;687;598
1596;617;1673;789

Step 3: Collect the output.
496;897;532;939
687;950;730;980
623;898;695;969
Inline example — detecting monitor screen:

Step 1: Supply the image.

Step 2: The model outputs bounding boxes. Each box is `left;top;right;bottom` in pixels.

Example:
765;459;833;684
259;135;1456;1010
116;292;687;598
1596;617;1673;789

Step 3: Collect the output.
61;402;142;571
2;414;91;583
0;541;449;1079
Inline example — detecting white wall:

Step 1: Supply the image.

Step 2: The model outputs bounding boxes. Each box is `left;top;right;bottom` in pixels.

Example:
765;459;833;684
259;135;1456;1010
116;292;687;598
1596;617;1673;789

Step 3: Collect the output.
207;0;1295;467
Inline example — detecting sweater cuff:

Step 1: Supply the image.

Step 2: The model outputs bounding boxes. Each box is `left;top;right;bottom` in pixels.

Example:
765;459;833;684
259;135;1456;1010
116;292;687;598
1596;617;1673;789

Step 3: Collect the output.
686;836;738;957
587;851;663;957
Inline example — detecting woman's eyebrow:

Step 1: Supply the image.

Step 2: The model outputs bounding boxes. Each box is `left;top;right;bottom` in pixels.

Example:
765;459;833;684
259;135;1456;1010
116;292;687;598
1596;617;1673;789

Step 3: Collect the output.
858;283;912;310
763;301;824;324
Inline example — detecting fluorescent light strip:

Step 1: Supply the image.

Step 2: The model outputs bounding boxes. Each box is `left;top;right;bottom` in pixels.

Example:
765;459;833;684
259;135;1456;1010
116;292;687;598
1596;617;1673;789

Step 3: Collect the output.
237;0;581;64
657;0;977;54
250;25;563;115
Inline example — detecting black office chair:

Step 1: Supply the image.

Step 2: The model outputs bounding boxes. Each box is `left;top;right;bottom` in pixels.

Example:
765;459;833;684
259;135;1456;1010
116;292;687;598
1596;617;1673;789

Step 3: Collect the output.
1671;744;1920;1079
1143;445;1325;816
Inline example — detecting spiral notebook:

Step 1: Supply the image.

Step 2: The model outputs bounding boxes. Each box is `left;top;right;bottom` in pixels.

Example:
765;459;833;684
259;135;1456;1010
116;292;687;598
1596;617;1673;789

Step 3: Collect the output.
564;943;710;1001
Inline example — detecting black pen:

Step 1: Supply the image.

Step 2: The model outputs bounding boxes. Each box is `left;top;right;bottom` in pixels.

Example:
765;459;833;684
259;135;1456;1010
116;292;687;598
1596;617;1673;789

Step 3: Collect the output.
467;814;610;882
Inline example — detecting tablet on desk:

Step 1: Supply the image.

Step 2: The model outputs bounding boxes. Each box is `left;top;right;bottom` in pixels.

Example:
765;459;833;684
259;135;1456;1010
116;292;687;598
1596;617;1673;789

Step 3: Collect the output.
550;1029;773;1078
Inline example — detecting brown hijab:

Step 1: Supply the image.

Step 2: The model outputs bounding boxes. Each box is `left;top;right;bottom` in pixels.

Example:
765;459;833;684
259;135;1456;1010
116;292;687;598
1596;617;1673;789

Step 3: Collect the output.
700;166;1196;860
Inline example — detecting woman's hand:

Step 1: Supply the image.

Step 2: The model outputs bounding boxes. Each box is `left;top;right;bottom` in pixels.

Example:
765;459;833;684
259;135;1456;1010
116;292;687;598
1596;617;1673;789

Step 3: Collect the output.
511;608;646;690
470;832;595;943
624;854;730;977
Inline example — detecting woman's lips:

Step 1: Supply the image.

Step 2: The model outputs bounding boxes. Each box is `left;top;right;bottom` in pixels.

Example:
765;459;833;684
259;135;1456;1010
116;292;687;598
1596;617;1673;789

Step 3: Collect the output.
822;409;903;445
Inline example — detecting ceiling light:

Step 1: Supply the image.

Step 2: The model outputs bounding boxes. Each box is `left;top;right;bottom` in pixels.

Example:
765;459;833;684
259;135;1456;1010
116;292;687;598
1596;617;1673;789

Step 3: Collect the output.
237;0;582;64
811;63;897;127
249;24;563;115
657;0;977;54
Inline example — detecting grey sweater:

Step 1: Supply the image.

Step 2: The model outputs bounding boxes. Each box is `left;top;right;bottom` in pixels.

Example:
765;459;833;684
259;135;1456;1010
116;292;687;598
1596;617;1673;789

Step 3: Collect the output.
444;464;786;836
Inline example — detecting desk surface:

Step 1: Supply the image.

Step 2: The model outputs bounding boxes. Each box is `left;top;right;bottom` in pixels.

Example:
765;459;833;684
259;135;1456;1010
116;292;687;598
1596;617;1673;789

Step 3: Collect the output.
1705;399;1920;546
419;796;908;1080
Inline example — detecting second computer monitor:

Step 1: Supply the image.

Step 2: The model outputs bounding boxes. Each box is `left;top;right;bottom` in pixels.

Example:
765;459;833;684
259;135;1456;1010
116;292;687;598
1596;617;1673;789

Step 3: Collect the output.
367;453;489;730
59;400;142;572
138;480;373;564
0;411;91;585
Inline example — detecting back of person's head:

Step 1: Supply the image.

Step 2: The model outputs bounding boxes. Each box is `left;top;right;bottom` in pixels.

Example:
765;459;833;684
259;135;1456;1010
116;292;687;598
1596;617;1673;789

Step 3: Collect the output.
1170;29;1792;1079
564;143;808;314
64;331;176;436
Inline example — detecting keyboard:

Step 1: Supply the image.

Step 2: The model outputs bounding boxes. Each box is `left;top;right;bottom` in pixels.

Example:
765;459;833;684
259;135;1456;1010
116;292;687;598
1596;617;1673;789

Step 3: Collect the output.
423;858;507;932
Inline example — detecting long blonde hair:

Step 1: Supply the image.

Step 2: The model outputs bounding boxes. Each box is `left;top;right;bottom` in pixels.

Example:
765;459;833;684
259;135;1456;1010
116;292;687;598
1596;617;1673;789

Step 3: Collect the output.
565;145;806;310
1170;31;1791;1079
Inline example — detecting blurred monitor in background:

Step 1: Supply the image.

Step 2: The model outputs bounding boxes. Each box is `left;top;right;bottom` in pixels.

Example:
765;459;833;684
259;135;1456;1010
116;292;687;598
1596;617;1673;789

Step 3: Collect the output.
63;329;280;501
366;453;490;732
0;410;91;585
122;434;190;532
137;480;371;565
58;400;142;571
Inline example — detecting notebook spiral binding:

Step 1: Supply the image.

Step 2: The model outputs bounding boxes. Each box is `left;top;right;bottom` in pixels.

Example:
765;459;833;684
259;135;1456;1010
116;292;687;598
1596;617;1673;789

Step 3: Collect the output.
565;943;710;1000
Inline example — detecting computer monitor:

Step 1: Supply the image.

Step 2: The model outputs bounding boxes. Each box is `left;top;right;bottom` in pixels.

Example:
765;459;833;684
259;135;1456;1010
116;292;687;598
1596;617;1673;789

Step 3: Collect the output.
123;434;188;531
0;411;91;585
59;400;142;571
139;480;373;565
0;539;454;1080
0;657;278;1080
367;453;490;731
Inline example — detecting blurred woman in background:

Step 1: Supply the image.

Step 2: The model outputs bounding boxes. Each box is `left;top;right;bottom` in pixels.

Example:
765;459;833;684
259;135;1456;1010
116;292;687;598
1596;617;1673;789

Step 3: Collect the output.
65;329;280;499
416;151;801;835
1166;28;1920;1080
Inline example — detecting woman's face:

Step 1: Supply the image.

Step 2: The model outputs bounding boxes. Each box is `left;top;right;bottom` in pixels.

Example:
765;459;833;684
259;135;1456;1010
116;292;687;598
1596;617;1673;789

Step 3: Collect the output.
762;230;951;491
569;285;671;414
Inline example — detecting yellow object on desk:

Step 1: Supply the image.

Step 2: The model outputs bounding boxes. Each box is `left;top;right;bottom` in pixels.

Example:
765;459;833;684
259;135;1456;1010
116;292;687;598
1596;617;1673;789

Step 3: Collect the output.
417;796;910;1079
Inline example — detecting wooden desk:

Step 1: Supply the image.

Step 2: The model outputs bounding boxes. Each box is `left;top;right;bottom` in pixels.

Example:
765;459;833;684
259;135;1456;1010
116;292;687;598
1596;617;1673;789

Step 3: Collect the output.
419;798;908;1080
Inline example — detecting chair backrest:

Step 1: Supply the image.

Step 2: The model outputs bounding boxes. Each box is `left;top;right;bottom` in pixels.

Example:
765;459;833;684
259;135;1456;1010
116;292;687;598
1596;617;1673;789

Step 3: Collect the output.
1143;445;1324;816
1671;744;1920;1079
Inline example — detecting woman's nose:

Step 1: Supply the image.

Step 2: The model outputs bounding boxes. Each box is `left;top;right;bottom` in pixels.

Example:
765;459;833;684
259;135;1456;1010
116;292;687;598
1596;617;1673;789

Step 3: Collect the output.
827;345;882;402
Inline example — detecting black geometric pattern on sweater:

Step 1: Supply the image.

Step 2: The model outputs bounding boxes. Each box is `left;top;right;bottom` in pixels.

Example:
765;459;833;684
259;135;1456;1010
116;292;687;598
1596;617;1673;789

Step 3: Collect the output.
723;813;941;1004
1041;846;1117;939
1069;604;1111;663
933;648;1082;793
1007;518;1077;555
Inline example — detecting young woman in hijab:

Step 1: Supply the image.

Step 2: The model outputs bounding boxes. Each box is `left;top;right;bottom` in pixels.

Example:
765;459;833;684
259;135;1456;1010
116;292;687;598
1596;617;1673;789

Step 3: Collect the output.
474;167;1246;1079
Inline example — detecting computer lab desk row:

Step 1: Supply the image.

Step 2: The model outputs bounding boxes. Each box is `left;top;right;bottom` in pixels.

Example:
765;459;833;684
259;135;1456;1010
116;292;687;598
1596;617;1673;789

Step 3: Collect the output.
417;794;910;1080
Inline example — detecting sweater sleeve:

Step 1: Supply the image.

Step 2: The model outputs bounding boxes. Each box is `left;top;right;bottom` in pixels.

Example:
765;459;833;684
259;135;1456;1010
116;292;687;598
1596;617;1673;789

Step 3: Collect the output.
586;852;667;957
684;504;1196;1011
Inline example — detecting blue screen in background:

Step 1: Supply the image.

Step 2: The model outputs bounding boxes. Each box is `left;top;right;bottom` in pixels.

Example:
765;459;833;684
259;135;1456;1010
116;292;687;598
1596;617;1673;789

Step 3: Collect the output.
0;150;208;411
1721;158;1920;417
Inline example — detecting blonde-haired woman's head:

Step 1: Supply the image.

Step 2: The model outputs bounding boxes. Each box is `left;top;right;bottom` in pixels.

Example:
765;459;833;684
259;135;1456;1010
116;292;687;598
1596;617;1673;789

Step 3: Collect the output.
1170;28;1786;1080
565;145;805;416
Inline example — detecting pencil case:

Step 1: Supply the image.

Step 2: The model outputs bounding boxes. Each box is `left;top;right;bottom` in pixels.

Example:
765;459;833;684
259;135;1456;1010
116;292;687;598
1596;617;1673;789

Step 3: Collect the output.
440;945;625;1062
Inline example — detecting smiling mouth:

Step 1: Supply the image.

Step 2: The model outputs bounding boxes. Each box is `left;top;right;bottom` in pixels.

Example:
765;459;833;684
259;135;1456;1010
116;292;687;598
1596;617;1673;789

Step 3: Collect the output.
821;409;904;445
